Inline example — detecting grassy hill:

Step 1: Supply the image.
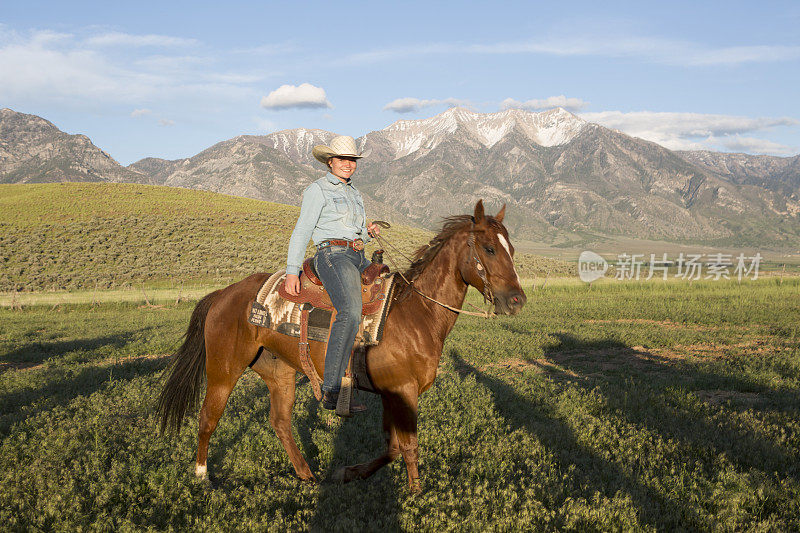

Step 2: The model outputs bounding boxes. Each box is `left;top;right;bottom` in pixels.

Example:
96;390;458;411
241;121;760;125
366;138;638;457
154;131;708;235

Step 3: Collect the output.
0;183;574;292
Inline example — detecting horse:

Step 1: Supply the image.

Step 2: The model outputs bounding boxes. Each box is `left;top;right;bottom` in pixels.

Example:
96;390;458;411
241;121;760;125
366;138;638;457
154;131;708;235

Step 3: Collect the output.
157;200;526;492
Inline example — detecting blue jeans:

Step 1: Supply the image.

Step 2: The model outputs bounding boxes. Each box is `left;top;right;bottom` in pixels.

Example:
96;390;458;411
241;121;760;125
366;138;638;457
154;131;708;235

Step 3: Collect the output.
313;245;371;393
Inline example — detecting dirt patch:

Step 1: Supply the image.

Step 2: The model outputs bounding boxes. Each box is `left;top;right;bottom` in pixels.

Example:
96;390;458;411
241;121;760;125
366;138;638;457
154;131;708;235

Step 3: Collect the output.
694;389;762;406
0;361;40;372
585;319;720;331
656;338;779;360
482;358;543;373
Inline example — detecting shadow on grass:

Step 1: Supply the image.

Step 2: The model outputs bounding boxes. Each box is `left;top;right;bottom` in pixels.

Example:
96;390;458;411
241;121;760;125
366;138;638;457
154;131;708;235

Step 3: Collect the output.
451;348;703;531
0;356;166;435
538;333;799;480
295;386;321;473
197;381;404;530
0;329;151;370
308;391;403;532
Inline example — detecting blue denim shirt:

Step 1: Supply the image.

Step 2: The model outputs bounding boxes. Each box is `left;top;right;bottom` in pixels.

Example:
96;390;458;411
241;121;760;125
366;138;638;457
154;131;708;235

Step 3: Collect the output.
286;172;371;276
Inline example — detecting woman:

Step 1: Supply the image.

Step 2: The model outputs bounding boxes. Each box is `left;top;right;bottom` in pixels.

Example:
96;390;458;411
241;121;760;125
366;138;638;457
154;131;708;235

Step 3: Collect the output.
284;135;380;413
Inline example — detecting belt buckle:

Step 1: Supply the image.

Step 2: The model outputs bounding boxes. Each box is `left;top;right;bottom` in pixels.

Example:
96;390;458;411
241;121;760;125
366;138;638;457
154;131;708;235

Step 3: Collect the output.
352;239;364;251
318;241;330;249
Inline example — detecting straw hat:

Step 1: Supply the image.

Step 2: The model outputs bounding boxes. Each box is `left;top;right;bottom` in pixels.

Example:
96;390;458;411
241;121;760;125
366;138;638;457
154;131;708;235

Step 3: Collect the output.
312;135;363;165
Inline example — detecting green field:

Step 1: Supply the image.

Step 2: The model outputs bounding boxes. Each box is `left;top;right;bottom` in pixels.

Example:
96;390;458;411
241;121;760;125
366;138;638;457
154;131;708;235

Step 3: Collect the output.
0;183;575;293
1;279;799;530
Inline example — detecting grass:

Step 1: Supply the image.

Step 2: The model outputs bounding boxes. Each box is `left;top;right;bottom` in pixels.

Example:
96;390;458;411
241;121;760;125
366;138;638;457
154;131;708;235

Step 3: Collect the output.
0;286;215;307
0;182;574;293
1;278;798;530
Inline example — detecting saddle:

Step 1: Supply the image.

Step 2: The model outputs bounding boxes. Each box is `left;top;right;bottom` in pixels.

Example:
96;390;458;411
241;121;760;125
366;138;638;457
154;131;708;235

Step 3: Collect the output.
277;258;390;315
273;258;391;414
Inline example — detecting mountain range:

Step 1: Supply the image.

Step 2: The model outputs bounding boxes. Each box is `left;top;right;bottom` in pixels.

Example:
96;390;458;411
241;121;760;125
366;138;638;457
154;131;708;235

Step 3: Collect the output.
2;106;799;248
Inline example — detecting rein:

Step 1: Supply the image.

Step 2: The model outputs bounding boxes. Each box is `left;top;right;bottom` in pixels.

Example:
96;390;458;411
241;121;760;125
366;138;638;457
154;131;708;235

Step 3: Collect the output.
371;221;495;319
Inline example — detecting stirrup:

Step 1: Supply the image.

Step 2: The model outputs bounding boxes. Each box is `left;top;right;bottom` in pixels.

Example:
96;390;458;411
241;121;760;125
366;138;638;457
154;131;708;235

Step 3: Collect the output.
321;377;368;417
321;391;366;415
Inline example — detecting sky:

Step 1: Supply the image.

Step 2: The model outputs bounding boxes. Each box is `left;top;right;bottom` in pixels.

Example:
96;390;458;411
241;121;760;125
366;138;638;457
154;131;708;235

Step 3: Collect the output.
1;0;799;165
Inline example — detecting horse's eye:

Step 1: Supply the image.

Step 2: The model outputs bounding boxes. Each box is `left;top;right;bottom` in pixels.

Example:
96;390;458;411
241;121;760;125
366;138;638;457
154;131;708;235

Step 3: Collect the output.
484;245;495;255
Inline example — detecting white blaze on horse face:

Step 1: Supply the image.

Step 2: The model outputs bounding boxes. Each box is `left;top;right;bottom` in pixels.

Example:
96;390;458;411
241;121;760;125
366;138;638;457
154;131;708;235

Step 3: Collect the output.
195;464;207;478
497;232;521;284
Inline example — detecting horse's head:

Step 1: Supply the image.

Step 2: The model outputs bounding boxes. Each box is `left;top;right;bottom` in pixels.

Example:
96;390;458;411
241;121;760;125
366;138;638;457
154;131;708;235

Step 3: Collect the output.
459;200;527;316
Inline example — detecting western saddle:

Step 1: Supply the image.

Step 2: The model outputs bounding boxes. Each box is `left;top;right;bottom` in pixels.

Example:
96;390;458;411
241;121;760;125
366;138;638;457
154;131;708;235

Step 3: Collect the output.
276;258;391;413
277;258;390;314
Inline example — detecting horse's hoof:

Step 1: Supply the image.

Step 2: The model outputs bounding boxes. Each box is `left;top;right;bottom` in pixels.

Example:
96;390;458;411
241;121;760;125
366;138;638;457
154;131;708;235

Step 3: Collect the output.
331;467;350;483
298;473;317;484
331;467;346;482
195;464;208;480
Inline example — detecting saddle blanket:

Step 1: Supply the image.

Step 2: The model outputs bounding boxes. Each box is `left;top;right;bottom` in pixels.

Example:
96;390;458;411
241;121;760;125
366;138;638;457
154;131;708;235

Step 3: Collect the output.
248;269;397;346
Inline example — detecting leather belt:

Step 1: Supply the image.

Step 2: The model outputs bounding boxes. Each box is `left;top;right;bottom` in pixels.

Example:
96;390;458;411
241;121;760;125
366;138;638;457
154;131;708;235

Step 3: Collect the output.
317;238;365;251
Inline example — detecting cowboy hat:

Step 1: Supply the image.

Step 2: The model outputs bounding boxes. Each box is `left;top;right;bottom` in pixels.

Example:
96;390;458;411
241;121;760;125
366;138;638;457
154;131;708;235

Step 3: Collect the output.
312;135;363;165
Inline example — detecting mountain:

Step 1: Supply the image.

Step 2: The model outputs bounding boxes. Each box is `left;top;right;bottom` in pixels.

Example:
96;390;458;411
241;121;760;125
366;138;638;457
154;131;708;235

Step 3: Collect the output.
2;106;799;247
0;108;144;184
676;150;800;197
363;107;588;159
353;110;800;245
128;129;415;223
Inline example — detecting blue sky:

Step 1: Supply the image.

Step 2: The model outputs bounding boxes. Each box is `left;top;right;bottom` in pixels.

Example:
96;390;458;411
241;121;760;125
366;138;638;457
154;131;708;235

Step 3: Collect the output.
1;0;799;164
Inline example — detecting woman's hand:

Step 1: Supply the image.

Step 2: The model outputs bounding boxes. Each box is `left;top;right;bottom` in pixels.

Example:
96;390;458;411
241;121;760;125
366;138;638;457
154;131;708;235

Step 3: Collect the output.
285;274;301;296
367;222;381;238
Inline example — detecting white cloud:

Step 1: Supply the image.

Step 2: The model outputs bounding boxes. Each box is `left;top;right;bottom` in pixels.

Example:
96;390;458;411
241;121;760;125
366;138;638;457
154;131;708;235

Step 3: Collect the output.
0;28;262;105
501;96;588;112
131;108;177;128
579;110;798;155
686;45;800;66
260;83;331;110
718;135;794;155
27;30;73;46
84;32;198;48
338;43;458;66
340;36;800;68
383;97;471;113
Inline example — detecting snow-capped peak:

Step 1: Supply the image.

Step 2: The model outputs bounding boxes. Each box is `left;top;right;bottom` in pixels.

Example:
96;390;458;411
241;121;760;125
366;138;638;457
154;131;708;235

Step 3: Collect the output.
376;107;587;159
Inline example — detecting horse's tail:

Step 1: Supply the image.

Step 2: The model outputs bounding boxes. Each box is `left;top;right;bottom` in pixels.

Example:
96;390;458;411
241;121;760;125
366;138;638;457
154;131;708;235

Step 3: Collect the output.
157;290;220;435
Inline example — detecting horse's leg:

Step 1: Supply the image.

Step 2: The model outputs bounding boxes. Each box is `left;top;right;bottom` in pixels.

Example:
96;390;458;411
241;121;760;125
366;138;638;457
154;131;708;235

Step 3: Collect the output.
251;353;315;481
195;381;240;478
387;390;421;493
332;395;400;482
195;343;248;479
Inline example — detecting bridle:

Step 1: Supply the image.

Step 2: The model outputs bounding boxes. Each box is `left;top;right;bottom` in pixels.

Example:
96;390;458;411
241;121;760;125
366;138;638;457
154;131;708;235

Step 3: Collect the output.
372;221;496;318
467;225;495;306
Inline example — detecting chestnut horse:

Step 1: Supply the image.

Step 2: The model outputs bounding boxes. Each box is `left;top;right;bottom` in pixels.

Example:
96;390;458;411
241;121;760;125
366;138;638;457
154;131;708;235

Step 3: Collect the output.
157;200;526;491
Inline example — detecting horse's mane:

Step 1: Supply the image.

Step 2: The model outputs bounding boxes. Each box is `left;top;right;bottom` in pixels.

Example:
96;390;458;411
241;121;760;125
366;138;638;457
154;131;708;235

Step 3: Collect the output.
403;214;503;282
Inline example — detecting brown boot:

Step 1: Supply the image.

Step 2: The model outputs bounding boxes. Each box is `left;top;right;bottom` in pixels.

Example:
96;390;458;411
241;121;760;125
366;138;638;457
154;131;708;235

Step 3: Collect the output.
322;391;338;410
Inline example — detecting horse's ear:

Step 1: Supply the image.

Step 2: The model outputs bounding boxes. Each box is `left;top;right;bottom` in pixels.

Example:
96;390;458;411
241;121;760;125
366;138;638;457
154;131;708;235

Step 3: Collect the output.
495;204;506;223
473;200;485;225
